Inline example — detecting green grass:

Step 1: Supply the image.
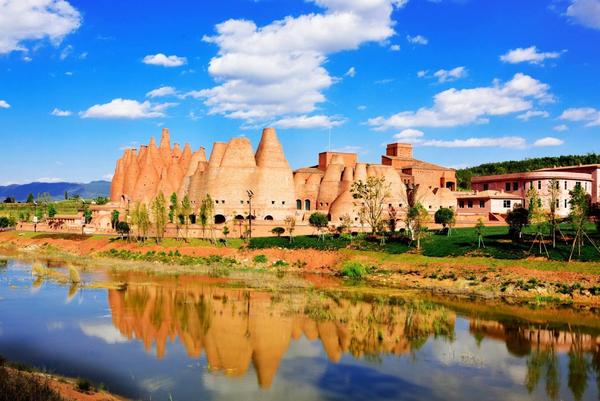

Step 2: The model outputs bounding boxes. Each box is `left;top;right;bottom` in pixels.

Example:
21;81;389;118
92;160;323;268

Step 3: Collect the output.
0;200;83;218
249;224;600;264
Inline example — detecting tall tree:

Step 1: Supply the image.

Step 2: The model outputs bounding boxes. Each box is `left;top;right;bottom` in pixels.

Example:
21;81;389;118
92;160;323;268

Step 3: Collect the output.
26;193;34;203
131;202;150;241
111;210;120;230
284;216;296;244
350;176;391;234
309;212;329;241
168;192;178;223
180;195;192;242
568;184;599;260
526;187;549;257
199;194;215;242
151;192;168;244
434;207;455;236
408;203;429;250
547;178;561;248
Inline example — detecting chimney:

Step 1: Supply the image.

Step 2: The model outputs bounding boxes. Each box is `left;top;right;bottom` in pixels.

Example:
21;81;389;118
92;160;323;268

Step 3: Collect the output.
386;143;413;159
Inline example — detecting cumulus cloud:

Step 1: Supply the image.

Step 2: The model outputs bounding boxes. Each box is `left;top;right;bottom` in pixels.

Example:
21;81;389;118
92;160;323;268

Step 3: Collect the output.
559;107;600;126
432;66;467;83
368;73;553;130
389;44;401;51
0;100;10;109
80;98;176;119
142;53;187;67
566;0;600;30
393;128;424;141
420;136;527;149
500;46;563;64
194;0;406;124
516;110;549;121
407;34;428;45
51;108;72;116
345;66;356;77
146;86;177;98
271;114;346;129
553;124;569;132
534;137;564;147
0;0;81;54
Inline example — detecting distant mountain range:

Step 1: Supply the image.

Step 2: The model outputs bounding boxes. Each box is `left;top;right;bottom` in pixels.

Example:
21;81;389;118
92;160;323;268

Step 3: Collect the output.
0;181;111;201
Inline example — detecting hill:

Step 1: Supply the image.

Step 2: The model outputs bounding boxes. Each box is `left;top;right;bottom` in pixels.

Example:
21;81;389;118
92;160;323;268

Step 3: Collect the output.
456;153;600;190
0;181;111;201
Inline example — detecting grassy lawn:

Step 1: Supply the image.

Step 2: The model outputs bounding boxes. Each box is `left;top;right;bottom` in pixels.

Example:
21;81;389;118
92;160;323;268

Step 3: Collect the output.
249;223;600;263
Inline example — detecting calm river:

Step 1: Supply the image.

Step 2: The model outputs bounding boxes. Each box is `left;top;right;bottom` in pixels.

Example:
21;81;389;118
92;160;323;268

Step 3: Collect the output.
0;257;599;401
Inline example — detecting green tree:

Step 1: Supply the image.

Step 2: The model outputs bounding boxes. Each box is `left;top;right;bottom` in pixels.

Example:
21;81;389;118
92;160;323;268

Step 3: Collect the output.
47;203;57;218
407;203;429;250
26;193;34;203
116;221;130;240
0;217;9;228
434;207;455;236
547;178;561;248
111;210;120;229
222;225;230;245
475;218;486;248
64;191;68;200
568;184;596;261
180;195;192;241
507;207;529;241
309;212;329;241
82;204;92;224
526;187;549;256
168;192;178;223
199;194;215;242
350;176;391;234
271;226;285;237
151;193;168;244
131;202;150;241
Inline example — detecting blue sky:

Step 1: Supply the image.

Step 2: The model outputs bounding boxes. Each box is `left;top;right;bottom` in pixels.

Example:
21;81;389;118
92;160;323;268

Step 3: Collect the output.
0;0;599;185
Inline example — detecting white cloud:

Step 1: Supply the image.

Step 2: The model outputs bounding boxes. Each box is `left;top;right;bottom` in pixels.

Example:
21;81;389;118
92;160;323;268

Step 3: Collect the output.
0;100;10;109
357;105;367;111
194;0;406;123
146;86;177;98
80;98;176;119
368;73;553;129
345;66;356;77
500;46;563;65
64;71;73;76
553;124;569;132
36;177;63;183
393;128;424;140
51;108;72;116
416;70;427;78
0;0;81;54
433;66;467;83
59;44;72;60
102;173;113;181
559;107;600;126
271;114;346;129
332;145;364;153
534;137;564;146
79;322;128;344
142;53;187;67
407;34;428;45
516;110;549;121
420;136;527;149
390;44;401;51
566;0;600;30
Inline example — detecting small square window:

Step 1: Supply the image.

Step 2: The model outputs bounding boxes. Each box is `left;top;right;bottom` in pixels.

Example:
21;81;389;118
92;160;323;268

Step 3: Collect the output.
483;183;489;191
467;200;473;208
512;182;518;191
479;200;485;208
538;181;542;190
459;200;465;208
505;182;511;192
503;200;511;208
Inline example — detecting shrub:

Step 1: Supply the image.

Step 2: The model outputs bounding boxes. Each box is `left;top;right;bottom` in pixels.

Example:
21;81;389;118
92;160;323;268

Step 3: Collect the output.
341;261;368;280
0;216;9;228
253;254;268;264
271;227;285;237
273;260;288;267
76;378;92;392
68;266;81;284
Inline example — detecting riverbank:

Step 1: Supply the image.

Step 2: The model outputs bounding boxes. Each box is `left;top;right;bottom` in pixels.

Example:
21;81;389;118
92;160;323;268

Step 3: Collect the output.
0;359;127;401
1;230;599;305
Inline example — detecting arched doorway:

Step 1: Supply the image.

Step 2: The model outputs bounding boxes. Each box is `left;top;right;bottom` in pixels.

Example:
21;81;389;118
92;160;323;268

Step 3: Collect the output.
214;214;226;224
264;215;274;221
304;199;311;211
296;199;302;210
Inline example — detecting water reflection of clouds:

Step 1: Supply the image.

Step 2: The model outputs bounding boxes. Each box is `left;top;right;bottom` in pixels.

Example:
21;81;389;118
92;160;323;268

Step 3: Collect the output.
46;321;64;331
140;376;176;392
79;322;129;344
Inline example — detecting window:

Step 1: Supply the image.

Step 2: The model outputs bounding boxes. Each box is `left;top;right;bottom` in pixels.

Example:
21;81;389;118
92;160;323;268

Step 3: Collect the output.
576;181;581;188
222;200;225;204
565;199;568;208
479;200;485;208
282;201;286;205
503;200;512;208
215;200;219;204
467;200;473;208
530;181;533;189
483;183;489;191
513;182;519;191
505;182;511;192
556;199;560;208
264;215;273;221
564;181;568;190
459;200;465;208
305;199;311;210
296;199;302;210
538;180;542;190
240;200;244;204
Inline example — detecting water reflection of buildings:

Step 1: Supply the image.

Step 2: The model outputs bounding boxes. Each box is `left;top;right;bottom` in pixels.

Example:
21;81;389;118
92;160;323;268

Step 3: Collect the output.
471;319;600;400
107;276;455;389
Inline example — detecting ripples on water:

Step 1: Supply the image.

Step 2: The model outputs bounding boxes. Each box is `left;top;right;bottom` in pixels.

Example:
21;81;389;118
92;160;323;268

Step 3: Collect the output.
0;257;599;401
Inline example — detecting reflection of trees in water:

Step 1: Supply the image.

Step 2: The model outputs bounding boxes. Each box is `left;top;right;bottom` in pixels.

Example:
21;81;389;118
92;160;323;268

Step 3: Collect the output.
107;284;456;388
471;319;600;401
